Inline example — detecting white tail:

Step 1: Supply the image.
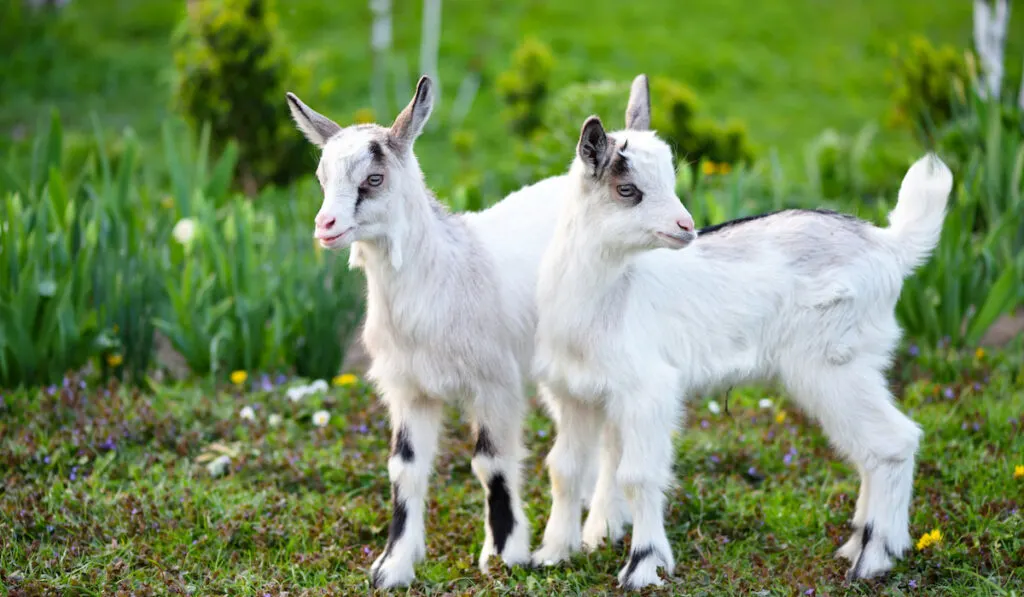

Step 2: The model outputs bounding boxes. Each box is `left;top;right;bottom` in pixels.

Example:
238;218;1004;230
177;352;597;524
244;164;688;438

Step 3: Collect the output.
885;153;954;275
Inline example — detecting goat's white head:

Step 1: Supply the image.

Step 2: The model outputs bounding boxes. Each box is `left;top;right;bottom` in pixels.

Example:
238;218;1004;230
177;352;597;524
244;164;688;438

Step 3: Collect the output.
571;75;696;254
286;76;434;252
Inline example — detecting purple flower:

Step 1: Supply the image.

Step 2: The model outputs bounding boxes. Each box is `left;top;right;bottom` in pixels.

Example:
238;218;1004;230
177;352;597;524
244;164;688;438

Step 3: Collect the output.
909;579;918;589
79;380;86;389
766;430;775;440
192;540;198;545
275;374;288;385
710;454;721;464
783;453;793;466
537;429;547;438
973;382;982;391
363;546;372;555
805;589;815;596
961;422;968;430
47;525;54;533
943;387;954;399
972;422;980;431
747;466;757;476
69;471;76;481
47;385;57;396
908;344;919;356
44;456;50;464
358;423;369;434
700;419;710;429
100;436;117;451
260;374;274;392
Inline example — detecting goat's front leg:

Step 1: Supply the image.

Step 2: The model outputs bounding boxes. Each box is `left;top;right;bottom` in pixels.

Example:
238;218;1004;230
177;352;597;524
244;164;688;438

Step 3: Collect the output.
470;384;533;572
532;389;604;566
609;390;680;590
370;393;444;589
582;418;631;550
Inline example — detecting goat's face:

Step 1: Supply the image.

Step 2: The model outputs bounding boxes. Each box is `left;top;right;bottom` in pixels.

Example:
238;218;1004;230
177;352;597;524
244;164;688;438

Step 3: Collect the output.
286;77;435;250
570;76;695;255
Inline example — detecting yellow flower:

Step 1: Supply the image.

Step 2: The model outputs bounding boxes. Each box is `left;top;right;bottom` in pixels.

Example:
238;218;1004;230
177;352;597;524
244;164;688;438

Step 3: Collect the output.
975;347;985;359
230;370;248;386
353;107;376;124
915;528;942;550
718;162;733;175
333;373;358;387
775;412;786;424
106;354;124;367
701;161;717;175
161;196;174;209
112;324;119;334
1014;464;1024;479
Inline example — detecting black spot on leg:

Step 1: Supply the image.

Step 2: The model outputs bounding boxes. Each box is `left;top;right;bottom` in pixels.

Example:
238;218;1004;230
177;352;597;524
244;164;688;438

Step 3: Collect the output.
849;522;874;580
474;427;496;458
487;473;515;555
371;484;408;588
860;522;874;549
624;545;655;582
393;427;414;462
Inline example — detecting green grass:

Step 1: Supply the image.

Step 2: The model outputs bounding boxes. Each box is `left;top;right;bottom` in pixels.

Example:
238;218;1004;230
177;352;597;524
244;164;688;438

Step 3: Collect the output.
2;347;1022;595
4;0;1022;193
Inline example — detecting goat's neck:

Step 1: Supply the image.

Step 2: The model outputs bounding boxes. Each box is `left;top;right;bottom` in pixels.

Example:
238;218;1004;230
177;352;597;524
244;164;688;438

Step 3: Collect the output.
547;211;633;303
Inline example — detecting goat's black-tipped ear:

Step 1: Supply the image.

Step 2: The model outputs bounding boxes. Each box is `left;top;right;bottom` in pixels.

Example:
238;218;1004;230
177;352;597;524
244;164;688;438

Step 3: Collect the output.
577;116;609;175
625;74;651;131
286;92;341;148
389;75;434;151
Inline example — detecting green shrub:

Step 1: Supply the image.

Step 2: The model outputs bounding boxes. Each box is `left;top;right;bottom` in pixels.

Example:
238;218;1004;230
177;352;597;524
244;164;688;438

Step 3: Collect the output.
172;0;309;190
497;38;555;139
804;124;910;200
888;36;971;140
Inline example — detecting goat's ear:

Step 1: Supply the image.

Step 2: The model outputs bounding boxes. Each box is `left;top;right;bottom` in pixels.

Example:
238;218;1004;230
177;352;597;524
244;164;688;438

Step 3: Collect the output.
286;92;341;148
389;75;434;150
577;116;609;176
625;74;651;131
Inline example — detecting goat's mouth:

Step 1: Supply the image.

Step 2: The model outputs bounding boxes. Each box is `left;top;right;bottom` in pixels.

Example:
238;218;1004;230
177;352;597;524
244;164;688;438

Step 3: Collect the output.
654;230;696;249
316;227;355;249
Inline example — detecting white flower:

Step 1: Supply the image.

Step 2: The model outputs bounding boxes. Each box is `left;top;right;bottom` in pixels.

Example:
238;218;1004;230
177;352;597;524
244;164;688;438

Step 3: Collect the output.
309;379;329;393
172;218;197;246
707;400;721;415
286;386;307;402
758;398;773;410
268;413;283;428
239;406;256;421
312;410;330;428
206;455;231;477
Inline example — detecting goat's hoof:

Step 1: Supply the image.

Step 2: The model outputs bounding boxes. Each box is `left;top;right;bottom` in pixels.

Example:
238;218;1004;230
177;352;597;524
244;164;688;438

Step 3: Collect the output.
846;544;894;581
370;553;416;589
582;520;625;552
836;532;863;563
530;542;575;567
617;544;673;590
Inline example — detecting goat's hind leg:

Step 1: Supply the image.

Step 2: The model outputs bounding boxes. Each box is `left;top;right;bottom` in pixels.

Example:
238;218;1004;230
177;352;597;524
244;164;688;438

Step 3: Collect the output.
370;393;445;588
787;365;920;580
470;384;533;572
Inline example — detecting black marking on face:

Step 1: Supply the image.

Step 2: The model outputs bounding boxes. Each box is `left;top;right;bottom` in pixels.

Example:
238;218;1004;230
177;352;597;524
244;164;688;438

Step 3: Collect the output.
368;140;385;164
474;427;496;458
610;151;630;178
624;544;656;582
487;473;515;555
393;426;415;462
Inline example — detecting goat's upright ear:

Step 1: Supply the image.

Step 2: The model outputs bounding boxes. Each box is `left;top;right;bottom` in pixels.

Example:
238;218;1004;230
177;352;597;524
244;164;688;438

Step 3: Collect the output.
625;74;651;131
577;116;609;176
286;92;341;148
389;75;434;151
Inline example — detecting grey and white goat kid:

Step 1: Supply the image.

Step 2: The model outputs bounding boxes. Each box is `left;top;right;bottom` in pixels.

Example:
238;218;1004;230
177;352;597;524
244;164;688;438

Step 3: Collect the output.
287;76;565;588
531;74;953;589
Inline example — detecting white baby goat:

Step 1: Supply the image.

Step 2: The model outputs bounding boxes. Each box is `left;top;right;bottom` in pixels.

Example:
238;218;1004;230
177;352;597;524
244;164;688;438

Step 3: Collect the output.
286;76;571;588
531;75;953;589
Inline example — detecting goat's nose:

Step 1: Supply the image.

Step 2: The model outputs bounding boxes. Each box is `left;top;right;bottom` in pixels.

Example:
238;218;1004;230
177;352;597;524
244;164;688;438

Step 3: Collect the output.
315;213;337;231
676;215;695;232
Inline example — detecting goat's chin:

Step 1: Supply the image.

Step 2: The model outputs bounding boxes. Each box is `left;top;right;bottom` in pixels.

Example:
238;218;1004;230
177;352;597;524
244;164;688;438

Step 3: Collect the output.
653;231;695;250
318;229;356;250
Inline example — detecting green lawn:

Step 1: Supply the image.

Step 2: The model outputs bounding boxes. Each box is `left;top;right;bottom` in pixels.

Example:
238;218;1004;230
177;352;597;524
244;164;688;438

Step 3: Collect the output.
4;0;1021;192
2;347;1022;595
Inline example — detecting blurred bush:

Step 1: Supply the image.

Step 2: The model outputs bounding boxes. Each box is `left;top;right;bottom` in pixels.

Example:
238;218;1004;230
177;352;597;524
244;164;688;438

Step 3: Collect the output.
172;0;310;191
497;38;555;139
804;124;909;200
887;36;971;140
0;111;364;389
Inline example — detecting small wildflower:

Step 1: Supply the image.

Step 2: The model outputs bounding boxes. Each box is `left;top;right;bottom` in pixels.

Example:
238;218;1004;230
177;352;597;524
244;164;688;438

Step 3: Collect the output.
709;454;721;464
268;413;283;428
943;387;954;400
230;370;248;386
333;373;359;386
707;400;721;415
915;528;942;550
719;162;733;175
804;589;814;596
1014;464;1024;479
908;344;919;357
172;218;197;246
310;379;329;393
701;161;717;175
206;455;231;477
537;429;547;438
975;347;985;359
700;419;710;429
239;406;256;421
783;453;794;466
775;412;786;424
161;196;175;209
758;398;773;410
353;107;376;125
312;410;330;428
908;579;918;589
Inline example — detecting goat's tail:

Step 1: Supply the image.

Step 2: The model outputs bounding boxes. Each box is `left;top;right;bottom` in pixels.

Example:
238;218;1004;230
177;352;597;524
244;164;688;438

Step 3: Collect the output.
883;153;954;276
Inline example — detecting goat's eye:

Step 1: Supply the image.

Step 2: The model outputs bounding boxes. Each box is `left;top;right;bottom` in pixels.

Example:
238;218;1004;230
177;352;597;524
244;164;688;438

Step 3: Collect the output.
616;184;638;198
366;174;384;187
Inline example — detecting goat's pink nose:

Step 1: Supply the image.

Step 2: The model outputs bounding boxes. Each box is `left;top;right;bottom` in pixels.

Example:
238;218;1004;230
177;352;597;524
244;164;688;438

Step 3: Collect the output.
676;215;695;232
315;213;337;231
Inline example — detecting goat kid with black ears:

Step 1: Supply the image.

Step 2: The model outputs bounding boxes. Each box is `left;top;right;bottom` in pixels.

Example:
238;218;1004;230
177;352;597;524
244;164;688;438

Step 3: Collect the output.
285;75;626;589
531;74;953;589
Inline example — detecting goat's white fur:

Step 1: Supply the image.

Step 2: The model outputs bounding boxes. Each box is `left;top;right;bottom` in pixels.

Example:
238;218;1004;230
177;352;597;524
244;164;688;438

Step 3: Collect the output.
287;76;594;588
531;75;953;590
